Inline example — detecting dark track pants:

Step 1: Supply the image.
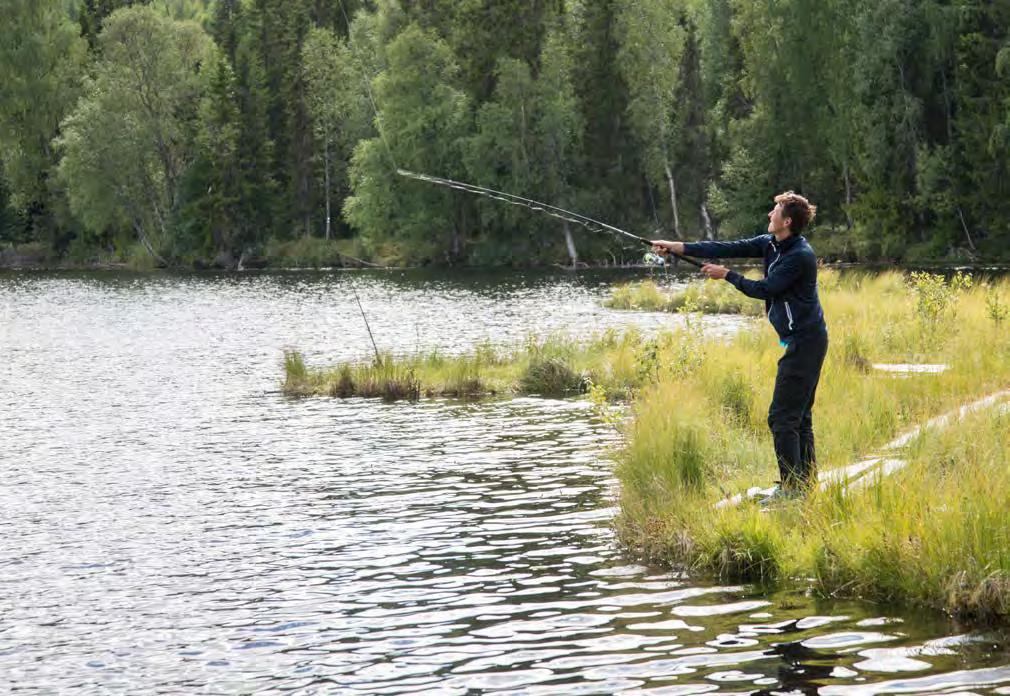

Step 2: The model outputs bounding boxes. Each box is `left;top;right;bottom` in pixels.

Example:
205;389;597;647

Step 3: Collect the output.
768;329;828;489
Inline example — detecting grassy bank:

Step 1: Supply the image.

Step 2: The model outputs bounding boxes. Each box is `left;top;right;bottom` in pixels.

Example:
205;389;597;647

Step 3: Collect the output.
284;269;1010;619
615;271;1010;621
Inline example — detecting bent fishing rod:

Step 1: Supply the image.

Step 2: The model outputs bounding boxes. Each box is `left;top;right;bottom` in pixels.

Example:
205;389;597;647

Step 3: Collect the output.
396;169;704;269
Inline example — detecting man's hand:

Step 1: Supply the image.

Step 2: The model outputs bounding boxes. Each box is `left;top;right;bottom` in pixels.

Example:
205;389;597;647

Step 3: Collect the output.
651;240;684;256
701;263;729;280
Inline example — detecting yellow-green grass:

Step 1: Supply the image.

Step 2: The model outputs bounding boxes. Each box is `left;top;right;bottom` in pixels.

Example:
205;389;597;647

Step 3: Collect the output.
604;275;765;315
284;269;1010;617
283;331;679;401
616;271;1010;620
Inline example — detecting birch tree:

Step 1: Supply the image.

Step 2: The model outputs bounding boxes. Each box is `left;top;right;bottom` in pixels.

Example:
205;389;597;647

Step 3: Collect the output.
303;27;371;239
615;0;688;235
57;6;211;262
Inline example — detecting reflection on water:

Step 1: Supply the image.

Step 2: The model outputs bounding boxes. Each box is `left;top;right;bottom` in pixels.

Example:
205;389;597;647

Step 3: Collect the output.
2;269;1010;693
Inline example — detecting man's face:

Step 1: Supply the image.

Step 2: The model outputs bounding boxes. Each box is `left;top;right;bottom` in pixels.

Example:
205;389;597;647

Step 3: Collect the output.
767;202;791;235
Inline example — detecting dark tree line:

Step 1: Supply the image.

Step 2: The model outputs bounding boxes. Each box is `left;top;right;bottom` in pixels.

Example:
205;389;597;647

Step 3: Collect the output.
2;0;1009;267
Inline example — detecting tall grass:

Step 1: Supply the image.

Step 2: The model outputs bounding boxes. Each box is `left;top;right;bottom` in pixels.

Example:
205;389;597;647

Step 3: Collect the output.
286;270;1010;617
615;272;1010;621
605;276;765;315
285;329;669;401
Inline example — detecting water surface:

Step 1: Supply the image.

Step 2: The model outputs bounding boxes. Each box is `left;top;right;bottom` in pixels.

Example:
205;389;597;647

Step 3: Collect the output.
3;269;1009;694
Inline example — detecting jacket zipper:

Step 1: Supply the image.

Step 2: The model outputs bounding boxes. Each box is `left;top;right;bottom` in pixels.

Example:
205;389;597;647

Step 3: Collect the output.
784;300;794;331
767;242;783;274
766;242;782;318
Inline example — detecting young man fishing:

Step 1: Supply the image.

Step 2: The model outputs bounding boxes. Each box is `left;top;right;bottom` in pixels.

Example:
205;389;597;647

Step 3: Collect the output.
652;191;827;501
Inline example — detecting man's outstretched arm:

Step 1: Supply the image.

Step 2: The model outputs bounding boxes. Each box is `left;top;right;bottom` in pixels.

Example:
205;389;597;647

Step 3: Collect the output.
651;235;768;260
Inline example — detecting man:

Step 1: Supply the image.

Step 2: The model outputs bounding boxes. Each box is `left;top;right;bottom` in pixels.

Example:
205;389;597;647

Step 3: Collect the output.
652;191;828;500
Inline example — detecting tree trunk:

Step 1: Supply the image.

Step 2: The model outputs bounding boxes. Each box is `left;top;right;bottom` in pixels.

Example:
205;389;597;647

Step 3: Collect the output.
134;221;168;267
450;203;464;264
701;202;714;240
664;162;680;237
323;137;331;240
563;219;578;268
843;161;854;230
957;206;976;251
645;175;660;229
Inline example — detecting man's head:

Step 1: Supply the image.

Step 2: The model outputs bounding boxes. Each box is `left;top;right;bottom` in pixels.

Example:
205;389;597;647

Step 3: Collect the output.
767;191;816;239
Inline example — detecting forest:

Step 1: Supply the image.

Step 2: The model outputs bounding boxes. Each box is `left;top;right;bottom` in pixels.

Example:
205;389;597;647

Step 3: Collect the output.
2;0;1009;268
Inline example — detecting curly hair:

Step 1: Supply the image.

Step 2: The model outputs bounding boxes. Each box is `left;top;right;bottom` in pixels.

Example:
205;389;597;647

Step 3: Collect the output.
774;191;817;233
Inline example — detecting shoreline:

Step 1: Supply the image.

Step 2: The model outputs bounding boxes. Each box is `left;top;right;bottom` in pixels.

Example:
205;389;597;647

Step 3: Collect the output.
286;270;1010;624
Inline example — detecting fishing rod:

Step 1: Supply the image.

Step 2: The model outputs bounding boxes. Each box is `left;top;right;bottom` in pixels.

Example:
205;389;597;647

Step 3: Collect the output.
396;169;704;268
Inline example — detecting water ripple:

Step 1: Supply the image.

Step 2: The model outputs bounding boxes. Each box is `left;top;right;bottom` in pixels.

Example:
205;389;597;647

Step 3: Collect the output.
3;270;1009;693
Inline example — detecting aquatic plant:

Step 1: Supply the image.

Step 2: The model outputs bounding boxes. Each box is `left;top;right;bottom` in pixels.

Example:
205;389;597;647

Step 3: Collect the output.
520;356;585;397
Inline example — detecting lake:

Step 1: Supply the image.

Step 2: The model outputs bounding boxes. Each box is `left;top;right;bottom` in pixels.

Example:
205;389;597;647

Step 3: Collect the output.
3;268;1009;693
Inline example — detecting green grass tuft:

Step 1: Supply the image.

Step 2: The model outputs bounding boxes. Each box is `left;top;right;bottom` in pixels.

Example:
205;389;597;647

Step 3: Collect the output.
520;357;585;396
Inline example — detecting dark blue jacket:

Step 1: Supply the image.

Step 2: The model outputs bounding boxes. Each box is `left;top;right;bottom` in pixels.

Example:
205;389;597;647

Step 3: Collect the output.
683;234;826;341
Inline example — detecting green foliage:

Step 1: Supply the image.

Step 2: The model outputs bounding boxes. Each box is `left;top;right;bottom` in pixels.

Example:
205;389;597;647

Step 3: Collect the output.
464;28;584;265
0;0;85;244
985;284;1009;327
614;0;689;233
303;27;373;240
907;271;972;348
57;6;212;264
6;0;1010;266
344;24;471;264
263;236;346;268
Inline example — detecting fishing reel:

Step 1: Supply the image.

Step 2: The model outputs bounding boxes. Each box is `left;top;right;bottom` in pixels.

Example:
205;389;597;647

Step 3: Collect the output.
642;251;667;267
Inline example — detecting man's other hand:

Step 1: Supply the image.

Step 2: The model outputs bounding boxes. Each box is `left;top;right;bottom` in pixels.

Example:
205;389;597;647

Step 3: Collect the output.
651;240;684;256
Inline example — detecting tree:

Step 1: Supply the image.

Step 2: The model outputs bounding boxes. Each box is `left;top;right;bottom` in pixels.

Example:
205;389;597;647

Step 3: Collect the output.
303;27;372;239
182;53;243;263
447;0;561;101
78;0;150;49
946;0;1010;256
0;0;85;242
615;0;689;236
464;27;583;266
344;24;471;264
57;6;212;262
531;28;584;265
567;0;650;247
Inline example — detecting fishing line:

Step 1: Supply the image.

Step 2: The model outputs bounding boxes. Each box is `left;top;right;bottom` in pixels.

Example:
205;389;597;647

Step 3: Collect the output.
351;283;382;364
